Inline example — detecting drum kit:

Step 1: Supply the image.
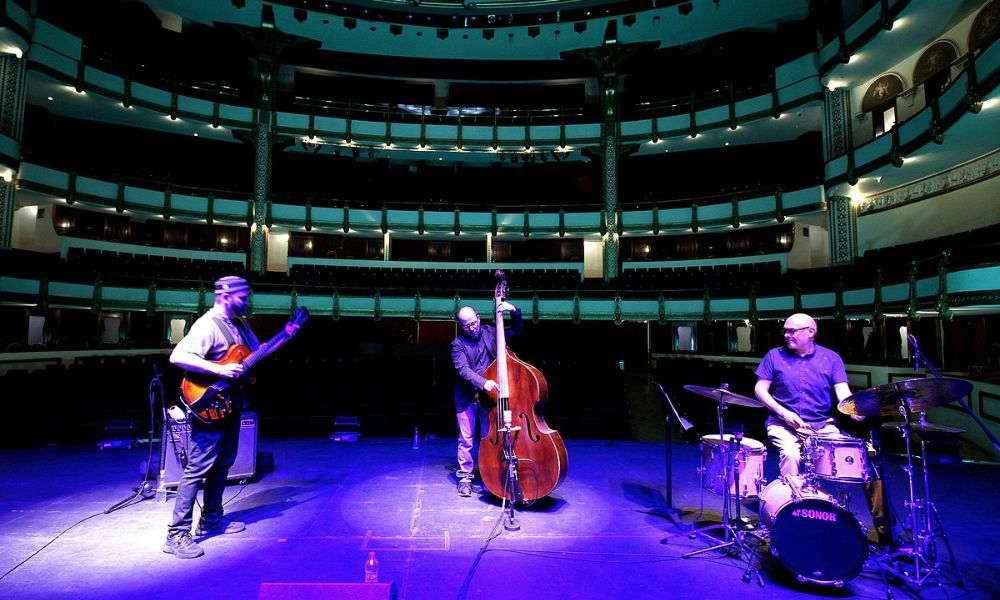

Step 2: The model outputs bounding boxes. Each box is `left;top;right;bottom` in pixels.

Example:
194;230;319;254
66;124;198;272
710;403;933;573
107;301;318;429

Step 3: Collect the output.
680;375;974;590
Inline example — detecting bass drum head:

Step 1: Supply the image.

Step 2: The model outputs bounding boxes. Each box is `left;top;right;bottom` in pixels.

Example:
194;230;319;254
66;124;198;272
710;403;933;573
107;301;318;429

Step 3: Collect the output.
769;497;868;585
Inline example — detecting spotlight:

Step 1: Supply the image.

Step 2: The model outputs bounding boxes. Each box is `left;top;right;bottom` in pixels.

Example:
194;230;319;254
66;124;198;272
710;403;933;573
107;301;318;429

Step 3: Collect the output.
678;2;693;16
483;28;494;40
528;26;539;38
344;17;357;30
437;28;448;39
573;22;586;34
294;8;306;23
623;14;636;27
390;24;402;36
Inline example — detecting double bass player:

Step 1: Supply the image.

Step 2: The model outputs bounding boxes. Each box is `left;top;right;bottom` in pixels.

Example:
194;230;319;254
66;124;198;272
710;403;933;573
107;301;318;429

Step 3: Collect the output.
450;302;523;497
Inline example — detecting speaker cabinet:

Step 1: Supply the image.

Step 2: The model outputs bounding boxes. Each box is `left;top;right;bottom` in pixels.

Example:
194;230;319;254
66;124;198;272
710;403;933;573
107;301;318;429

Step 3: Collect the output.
258;582;396;600
160;411;258;487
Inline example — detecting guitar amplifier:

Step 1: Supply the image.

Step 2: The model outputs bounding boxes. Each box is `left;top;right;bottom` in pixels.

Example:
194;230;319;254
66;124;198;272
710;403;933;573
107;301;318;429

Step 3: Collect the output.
159;411;258;488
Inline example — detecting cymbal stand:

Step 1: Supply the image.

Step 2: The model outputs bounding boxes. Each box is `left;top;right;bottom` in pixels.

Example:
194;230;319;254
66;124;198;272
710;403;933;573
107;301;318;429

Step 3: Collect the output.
681;387;764;586
914;413;965;589
881;402;964;589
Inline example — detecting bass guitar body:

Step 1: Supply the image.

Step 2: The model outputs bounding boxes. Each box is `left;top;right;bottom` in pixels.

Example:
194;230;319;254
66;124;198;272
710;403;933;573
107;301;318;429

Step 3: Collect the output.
479;350;568;502
178;306;308;424
180;344;254;423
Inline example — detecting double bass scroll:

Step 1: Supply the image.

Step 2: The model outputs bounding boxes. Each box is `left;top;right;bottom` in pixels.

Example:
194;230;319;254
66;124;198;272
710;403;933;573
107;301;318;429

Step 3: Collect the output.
478;271;568;502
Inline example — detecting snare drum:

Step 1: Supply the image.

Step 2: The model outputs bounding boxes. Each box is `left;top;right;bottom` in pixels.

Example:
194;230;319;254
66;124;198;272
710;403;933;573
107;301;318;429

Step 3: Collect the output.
700;434;767;499
806;435;871;483
759;477;868;586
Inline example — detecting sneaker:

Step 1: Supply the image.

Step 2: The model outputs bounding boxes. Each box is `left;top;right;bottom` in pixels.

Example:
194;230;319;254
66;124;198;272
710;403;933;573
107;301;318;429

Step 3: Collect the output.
163;532;204;559
195;517;246;537
457;481;472;497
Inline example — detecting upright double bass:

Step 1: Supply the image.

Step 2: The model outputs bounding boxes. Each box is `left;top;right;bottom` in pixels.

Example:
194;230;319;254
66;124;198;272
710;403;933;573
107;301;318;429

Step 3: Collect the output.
478;271;568;502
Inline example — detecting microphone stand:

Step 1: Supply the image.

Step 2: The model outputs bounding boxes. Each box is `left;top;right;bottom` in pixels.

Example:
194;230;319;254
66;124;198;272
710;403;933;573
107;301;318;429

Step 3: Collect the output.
105;364;162;514
500;409;522;532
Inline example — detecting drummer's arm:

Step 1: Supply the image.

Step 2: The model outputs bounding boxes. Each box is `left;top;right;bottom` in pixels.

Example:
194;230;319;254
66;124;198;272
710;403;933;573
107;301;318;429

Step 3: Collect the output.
755;379;807;430
835;382;865;422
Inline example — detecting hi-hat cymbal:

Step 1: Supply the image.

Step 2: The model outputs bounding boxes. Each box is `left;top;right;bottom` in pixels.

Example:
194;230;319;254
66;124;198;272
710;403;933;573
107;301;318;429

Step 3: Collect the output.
682;384;763;408
838;377;973;418
881;421;966;435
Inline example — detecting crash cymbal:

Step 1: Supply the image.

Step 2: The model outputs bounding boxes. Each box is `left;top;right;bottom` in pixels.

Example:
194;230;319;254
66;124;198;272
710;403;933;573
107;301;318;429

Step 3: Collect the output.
881;421;966;435
682;384;763;408
838;377;973;418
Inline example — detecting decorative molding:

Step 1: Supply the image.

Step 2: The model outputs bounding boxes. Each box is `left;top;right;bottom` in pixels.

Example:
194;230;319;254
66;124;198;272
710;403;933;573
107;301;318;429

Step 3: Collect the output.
858;150;1000;214
861;72;905;113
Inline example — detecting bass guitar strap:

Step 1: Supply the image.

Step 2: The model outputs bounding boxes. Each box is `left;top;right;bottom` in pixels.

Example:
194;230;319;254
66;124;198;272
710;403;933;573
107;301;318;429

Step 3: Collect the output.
210;315;240;349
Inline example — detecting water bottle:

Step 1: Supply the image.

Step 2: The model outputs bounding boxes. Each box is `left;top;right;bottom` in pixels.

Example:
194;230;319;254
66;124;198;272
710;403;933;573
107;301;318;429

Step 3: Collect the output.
412;427;420;450
364;551;379;583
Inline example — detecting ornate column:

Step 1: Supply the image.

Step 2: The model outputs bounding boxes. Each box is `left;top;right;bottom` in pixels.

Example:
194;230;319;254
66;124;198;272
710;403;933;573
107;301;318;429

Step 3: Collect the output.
0;53;27;248
229;29;317;275
822;88;851;162
248;103;273;275
243;37;282;276
564;37;656;282
827;194;857;266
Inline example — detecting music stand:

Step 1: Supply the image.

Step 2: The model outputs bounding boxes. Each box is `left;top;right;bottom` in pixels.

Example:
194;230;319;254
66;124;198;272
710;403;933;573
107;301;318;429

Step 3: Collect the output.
653;382;694;515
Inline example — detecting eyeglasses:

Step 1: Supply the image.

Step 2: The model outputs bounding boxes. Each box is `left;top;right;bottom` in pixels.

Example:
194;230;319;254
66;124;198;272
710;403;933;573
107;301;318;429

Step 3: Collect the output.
782;326;811;336
460;318;480;331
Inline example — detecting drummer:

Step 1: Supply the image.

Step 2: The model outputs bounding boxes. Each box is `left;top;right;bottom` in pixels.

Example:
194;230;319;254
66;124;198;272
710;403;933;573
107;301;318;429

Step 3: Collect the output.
754;313;892;545
753;313;856;474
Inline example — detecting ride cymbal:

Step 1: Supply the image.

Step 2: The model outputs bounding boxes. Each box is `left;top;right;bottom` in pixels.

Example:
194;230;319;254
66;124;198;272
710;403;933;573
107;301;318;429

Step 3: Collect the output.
682;384;763;408
838;377;973;417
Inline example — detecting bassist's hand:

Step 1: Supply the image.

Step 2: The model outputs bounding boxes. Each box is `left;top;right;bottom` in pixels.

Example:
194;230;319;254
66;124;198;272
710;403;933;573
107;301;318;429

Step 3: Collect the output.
285;323;301;337
496;301;517;314
216;362;246;379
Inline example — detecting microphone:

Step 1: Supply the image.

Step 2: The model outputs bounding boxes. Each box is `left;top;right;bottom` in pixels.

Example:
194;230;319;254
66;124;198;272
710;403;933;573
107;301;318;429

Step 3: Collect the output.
907;333;921;372
502;409;521;433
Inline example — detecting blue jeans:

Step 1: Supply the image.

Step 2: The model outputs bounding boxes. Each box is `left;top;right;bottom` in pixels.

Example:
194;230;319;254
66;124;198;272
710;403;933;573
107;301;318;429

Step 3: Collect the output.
167;414;241;538
456;402;490;482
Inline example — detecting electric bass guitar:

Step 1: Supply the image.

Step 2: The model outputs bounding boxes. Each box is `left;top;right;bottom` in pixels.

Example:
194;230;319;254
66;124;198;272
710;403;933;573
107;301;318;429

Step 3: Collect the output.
180;307;309;423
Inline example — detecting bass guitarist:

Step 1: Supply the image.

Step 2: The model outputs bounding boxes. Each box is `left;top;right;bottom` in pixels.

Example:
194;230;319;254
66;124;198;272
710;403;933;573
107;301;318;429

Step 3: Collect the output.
164;275;300;559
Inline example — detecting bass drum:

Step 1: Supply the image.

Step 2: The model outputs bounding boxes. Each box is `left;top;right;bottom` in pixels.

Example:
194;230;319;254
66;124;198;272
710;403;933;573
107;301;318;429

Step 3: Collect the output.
758;478;868;586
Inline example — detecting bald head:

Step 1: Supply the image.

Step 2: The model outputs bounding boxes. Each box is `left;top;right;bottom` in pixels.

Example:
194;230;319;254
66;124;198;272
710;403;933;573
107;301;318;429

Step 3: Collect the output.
783;313;817;356
785;313;817;331
457;306;482;339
